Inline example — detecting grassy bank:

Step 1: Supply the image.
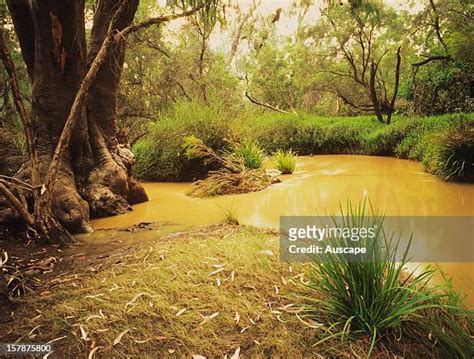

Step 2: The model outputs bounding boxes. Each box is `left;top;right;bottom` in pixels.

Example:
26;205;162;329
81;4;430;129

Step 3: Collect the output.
2;225;472;358
132;104;474;182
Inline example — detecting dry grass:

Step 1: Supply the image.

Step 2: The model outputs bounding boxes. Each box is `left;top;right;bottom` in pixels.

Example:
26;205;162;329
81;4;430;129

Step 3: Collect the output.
0;226;318;357
187;169;275;197
1;226;466;358
183;135;276;197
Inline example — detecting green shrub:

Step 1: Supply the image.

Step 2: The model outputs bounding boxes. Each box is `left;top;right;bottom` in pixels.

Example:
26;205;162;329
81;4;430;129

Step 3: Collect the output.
227;141;265;169
273;149;296;174
239;114;318;154
133;107;474;183
364;120;420;155
319;124;364;154
301;203;473;357
423;120;474;181
132;100;231;181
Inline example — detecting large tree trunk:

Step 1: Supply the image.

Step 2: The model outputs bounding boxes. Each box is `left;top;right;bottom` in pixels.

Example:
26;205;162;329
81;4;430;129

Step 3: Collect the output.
83;0;148;218
4;0;148;234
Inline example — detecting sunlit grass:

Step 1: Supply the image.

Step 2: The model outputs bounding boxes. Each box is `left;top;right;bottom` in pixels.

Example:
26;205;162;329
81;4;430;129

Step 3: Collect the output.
272;149;296;174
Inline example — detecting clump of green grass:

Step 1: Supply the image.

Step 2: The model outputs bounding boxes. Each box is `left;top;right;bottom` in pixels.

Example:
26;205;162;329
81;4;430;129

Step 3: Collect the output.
226;141;265;170
273;149;297;174
423;121;474;181
220;205;239;225
301;202;473;357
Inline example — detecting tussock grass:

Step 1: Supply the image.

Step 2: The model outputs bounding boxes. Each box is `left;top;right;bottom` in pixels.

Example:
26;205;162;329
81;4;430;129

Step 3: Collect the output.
183;136;275;197
220;205;239;225
300;203;474;358
186;168;273;197
273;149;297;174
423;120;474;181
227;141;265;170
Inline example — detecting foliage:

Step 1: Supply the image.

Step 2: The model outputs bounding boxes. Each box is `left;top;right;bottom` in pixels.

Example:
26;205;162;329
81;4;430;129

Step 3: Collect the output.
226;141;265;170
423;120;474;181
273;149;296;174
301;202;473;357
135;111;474;182
132;100;231;181
406;0;474;115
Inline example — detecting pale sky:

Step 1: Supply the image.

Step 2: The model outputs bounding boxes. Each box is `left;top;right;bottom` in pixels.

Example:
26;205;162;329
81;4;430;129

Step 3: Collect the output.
158;0;424;53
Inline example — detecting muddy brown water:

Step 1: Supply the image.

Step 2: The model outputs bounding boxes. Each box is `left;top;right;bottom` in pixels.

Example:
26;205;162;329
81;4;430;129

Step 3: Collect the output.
92;155;474;306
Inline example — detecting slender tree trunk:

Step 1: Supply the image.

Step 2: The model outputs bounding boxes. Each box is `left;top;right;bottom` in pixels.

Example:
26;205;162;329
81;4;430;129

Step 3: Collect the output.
83;0;148;217
386;47;402;125
369;61;385;124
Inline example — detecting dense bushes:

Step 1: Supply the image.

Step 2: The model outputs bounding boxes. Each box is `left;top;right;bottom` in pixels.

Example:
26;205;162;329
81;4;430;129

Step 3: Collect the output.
132;101;231;181
423;121;474;181
238;113;473;181
133;106;474;182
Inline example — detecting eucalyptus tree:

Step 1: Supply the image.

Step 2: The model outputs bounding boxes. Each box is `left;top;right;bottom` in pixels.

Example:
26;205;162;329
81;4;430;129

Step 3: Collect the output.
0;0;218;242
302;0;405;123
409;0;473;114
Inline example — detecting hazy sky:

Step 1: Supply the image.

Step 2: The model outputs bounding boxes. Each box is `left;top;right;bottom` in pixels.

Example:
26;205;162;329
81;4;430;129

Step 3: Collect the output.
159;0;424;52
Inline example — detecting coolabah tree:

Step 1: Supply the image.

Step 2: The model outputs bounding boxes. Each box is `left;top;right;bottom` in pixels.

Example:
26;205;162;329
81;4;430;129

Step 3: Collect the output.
303;0;404;123
0;0;214;242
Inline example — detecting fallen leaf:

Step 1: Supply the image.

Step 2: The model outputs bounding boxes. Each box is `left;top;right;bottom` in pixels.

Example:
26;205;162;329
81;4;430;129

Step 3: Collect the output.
113;329;129;346
209;268;224;276
79;325;89;341
230;347;240;359
124;292;153;309
199;312;219;326
176;308;187;317
234;312;240;324
88;346;101;359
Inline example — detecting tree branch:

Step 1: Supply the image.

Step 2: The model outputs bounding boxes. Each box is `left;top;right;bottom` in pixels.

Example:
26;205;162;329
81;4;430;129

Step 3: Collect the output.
245;90;290;114
412;54;450;67
0;26;40;195
119;4;205;37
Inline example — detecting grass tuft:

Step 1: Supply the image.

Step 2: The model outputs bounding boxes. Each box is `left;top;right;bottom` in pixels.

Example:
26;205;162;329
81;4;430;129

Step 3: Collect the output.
273;149;297;174
300;202;473;357
423;120;474;181
226;141;265;170
220;205;239;225
183;136;275;197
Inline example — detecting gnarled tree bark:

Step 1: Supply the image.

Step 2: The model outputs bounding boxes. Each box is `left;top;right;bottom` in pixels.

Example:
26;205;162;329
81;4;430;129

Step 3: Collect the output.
1;0;207;241
2;0;148;238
